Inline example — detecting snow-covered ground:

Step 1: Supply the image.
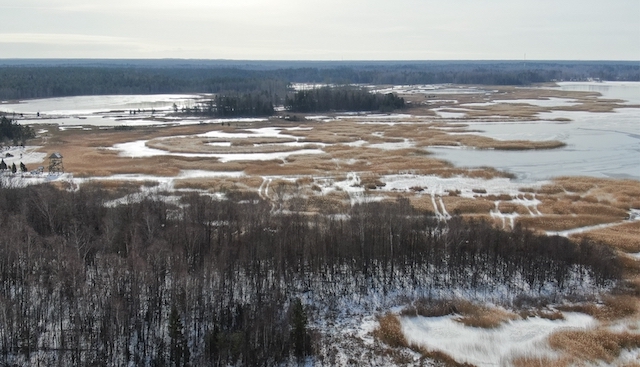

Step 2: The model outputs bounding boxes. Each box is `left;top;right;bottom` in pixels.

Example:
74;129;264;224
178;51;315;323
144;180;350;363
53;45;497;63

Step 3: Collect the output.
1;94;200;116
462;97;581;108
401;313;595;366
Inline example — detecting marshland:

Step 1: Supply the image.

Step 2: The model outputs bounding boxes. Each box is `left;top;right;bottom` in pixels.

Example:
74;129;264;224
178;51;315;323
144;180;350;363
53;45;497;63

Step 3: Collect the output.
0;61;639;366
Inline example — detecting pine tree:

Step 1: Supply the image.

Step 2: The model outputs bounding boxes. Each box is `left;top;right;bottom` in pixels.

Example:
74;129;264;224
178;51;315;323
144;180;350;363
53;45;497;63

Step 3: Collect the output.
290;298;311;358
168;305;190;367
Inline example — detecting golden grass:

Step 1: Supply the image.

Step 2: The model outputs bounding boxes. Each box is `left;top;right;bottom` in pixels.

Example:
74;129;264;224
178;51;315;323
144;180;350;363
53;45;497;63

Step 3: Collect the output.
485;194;514;201
441;197;495;214
552;177;640;203
495;202;534;215
145;136;315;154
519;309;565;321
373;314;407;348
510;356;569;367
618;256;640;279
570;221;640;254
173;176;263;192
548;329;640;363
557;295;638;321
536;184;565;195
400;298;517;329
454;307;518;329
538;199;629;218
409;344;476;367
306;193;350;214
517;215;618;232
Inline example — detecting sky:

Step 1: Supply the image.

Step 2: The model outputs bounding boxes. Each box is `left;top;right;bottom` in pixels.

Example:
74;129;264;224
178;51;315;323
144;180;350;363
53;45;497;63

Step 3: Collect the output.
0;0;638;60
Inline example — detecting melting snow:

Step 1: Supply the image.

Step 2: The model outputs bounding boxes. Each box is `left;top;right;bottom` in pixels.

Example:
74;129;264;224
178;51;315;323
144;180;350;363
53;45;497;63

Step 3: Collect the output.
111;139;323;162
401;313;596;367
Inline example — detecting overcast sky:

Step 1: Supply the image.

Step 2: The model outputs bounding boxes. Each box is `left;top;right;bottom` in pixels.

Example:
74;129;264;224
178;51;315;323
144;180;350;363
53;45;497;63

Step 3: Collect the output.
0;0;638;60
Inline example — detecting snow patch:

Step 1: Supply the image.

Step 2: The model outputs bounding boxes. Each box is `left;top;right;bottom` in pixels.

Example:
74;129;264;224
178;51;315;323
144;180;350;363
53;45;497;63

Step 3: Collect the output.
401;312;595;367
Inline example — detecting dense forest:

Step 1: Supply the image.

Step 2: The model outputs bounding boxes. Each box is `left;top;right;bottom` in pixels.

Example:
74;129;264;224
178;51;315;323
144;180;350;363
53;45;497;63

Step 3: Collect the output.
284;87;405;113
0;183;621;366
0;60;637;100
181;93;276;117
0;116;35;146
177;87;406;117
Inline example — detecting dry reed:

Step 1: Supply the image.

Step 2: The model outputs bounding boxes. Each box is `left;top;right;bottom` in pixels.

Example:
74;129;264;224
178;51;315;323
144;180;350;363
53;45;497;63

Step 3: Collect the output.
510;356;569;367
372;314;407;348
548;329;640;363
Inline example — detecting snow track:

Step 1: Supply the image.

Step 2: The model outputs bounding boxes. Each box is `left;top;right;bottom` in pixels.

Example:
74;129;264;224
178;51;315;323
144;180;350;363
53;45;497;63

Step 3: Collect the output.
490;201;519;229
430;186;451;220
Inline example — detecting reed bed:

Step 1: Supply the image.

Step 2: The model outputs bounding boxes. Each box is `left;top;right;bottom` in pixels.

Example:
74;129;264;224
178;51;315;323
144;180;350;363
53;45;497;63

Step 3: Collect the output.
494;202;534;216
400;298;517;329
145;136;305;154
548;329;640;363
305;192;350;214
556;295;638;321
408;344;473;367
442;197;495;214
569;222;640;254
510;356;570;367
517;215;617;232
373;314;407;348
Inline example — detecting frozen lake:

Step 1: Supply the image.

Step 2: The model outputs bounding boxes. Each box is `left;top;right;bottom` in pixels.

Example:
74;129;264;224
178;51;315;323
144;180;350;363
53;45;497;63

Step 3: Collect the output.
0;94;201;126
430;82;640;181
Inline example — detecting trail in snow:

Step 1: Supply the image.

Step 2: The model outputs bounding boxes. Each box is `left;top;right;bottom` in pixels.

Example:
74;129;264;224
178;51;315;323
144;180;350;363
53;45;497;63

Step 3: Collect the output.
430;191;442;219
430;186;451;221
512;193;542;216
490;201;519;229
546;219;632;237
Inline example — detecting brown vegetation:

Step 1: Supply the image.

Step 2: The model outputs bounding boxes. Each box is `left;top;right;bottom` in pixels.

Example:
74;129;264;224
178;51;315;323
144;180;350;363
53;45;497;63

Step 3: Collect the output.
409;344;476;367
548;329;640;364
556;295;638;320
517;215;618;232
373;314;407;348
400;298;517;329
573;221;640;253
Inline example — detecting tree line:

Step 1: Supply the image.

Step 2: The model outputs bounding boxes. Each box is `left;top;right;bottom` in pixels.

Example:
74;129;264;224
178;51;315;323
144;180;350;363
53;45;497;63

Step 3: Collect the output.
0;61;637;100
180;92;276;117
284;86;405;113
0;67;288;100
0;184;621;366
177;87;405;117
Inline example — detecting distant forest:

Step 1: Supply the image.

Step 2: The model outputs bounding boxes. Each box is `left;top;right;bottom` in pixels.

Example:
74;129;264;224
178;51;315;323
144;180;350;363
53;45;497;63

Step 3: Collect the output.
284;86;405;113
0;184;621;366
183;87;406;117
0;60;637;100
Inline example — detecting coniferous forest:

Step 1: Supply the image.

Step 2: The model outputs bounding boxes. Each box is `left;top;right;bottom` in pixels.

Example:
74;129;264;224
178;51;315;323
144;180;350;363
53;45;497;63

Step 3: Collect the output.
284;87;405;113
0;184;621;366
0;60;637;100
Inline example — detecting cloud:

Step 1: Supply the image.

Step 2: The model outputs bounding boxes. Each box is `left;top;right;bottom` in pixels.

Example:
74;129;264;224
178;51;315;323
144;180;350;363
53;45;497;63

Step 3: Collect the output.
0;33;138;46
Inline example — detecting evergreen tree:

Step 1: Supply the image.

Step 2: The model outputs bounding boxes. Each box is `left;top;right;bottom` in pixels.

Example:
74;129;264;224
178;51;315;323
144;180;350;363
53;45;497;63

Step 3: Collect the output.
290;298;311;358
168;305;190;367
